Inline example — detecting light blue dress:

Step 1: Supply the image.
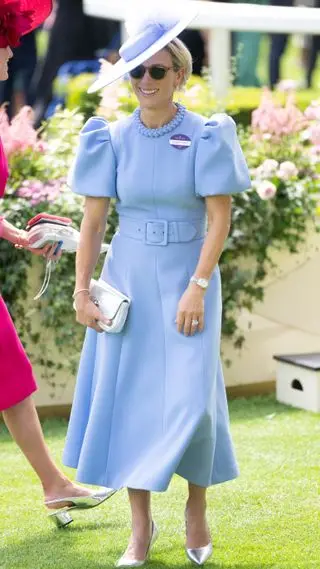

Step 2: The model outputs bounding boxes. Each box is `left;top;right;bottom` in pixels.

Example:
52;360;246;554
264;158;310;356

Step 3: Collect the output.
63;104;251;491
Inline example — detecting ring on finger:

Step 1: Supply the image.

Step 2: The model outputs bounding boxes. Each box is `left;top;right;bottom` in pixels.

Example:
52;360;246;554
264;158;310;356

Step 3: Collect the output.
191;319;199;327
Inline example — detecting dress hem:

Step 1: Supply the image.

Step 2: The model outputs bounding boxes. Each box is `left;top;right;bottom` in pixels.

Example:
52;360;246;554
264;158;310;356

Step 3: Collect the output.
63;458;239;492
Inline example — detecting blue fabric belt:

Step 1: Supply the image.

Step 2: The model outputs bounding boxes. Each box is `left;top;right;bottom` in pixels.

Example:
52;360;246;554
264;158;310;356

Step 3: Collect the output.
118;217;206;246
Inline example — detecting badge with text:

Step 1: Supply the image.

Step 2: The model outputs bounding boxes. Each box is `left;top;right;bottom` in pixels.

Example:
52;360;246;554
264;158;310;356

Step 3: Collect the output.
169;134;191;150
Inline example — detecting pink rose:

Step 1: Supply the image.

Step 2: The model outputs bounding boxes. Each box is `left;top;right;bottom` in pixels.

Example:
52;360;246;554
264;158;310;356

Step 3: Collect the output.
256;180;277;200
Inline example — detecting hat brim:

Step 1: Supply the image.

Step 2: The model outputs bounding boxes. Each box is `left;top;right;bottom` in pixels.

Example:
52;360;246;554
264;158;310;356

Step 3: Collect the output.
87;6;198;94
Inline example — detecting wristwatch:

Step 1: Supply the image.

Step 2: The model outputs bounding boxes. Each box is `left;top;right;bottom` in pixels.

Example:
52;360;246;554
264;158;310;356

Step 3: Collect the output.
190;276;209;290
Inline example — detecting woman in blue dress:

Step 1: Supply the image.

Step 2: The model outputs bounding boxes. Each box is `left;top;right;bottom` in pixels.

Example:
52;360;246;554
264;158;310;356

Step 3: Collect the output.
63;5;251;566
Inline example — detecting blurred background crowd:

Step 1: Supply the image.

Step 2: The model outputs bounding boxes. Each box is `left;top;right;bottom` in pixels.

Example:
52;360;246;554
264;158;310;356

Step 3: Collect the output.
0;0;319;125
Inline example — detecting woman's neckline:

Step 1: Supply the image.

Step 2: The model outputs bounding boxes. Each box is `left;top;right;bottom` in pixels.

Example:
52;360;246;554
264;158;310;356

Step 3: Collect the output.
134;103;186;138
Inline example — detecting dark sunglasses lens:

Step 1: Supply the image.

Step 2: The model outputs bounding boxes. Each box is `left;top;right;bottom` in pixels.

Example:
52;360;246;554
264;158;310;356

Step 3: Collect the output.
149;66;167;80
130;65;145;79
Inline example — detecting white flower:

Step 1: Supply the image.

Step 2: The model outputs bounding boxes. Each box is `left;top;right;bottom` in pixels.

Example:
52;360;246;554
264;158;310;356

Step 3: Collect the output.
256;180;277;200
301;128;311;142
255;159;279;179
309;148;320;164
278;161;299;180
286;182;304;199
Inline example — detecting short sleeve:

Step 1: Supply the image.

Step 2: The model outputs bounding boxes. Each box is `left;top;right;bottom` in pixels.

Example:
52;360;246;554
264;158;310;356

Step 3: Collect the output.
195;113;251;198
68;117;117;198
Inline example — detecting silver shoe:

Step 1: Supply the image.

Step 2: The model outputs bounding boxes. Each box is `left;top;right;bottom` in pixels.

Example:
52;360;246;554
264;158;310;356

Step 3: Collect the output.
116;521;159;567
186;543;213;565
46;487;117;528
185;509;213;565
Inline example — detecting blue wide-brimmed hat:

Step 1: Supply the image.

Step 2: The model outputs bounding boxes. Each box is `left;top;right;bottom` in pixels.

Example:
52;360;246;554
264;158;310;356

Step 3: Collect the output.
87;2;198;93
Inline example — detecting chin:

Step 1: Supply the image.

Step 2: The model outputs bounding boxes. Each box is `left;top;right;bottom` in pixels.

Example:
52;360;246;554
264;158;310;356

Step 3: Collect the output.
138;97;161;111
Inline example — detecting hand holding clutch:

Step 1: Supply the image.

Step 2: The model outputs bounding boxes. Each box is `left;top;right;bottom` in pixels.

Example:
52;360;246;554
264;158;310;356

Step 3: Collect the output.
74;279;131;334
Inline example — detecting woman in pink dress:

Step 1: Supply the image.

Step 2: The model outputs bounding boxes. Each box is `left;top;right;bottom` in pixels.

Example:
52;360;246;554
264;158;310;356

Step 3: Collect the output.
0;0;114;528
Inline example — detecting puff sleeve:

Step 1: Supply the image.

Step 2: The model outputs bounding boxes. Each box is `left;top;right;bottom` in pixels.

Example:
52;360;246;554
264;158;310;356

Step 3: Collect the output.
68;117;117;198
195;113;251;198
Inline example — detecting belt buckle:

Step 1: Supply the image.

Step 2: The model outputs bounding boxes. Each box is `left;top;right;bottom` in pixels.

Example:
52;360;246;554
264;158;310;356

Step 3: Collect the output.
145;219;168;246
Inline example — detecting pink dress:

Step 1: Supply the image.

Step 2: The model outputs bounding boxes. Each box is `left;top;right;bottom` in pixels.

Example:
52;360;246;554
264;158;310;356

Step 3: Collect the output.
0;138;37;411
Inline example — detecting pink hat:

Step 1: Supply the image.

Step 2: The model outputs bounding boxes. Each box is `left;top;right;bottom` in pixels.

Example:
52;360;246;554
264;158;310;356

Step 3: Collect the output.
0;0;52;48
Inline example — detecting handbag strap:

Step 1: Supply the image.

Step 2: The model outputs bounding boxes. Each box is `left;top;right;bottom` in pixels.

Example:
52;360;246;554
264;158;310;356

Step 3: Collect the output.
33;259;53;300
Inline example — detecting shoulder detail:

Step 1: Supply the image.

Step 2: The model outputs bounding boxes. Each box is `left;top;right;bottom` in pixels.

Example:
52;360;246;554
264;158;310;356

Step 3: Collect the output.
201;113;236;139
80;116;111;140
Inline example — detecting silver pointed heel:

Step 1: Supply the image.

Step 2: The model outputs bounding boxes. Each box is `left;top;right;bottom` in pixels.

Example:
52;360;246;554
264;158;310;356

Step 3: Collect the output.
116;521;159;568
185;509;213;565
46;487;117;527
186;542;213;566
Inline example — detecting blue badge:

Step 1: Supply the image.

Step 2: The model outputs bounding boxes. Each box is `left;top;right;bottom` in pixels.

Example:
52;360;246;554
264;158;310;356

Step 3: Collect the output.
169;134;191;150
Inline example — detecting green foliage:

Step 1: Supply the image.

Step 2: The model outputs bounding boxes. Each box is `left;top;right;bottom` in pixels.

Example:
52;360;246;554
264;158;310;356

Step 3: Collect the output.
64;74;100;123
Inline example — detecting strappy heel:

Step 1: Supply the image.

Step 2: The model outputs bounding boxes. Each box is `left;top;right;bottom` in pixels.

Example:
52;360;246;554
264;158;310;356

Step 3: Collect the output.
46;487;117;528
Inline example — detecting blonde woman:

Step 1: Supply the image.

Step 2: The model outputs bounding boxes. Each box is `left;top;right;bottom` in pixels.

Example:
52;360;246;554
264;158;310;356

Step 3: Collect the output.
64;6;251;566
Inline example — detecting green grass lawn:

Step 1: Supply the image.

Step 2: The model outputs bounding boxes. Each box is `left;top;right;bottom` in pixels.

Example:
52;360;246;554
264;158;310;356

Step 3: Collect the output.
1;396;319;569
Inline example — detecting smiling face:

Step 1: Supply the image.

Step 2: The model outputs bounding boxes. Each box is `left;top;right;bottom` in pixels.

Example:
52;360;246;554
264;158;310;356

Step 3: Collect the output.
0;47;13;81
130;48;184;111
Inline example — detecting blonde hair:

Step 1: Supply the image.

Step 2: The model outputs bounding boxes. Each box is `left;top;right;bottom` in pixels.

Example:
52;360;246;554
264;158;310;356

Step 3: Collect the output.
165;38;193;90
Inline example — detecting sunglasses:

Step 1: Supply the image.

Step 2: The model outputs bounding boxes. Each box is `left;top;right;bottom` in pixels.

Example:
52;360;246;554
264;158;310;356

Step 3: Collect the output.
129;64;174;80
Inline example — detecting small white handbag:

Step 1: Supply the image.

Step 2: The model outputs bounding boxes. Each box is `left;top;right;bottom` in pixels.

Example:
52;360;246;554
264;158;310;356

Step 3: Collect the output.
77;279;131;334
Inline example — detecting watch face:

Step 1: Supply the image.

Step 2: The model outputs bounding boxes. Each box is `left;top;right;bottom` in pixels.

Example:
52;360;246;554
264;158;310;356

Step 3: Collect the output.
198;278;209;288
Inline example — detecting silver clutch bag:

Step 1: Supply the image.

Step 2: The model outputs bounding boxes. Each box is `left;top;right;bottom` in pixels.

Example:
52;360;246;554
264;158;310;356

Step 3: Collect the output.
28;222;108;254
87;279;130;334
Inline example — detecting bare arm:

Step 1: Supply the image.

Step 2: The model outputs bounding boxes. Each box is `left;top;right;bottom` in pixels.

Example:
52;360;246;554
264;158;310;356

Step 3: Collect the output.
192;195;231;281
74;196;111;332
0;217;61;259
74;196;110;291
176;195;231;336
0;217;29;246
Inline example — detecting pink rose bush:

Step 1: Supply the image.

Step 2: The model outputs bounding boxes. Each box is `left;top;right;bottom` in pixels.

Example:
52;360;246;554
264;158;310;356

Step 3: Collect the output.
248;92;319;205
